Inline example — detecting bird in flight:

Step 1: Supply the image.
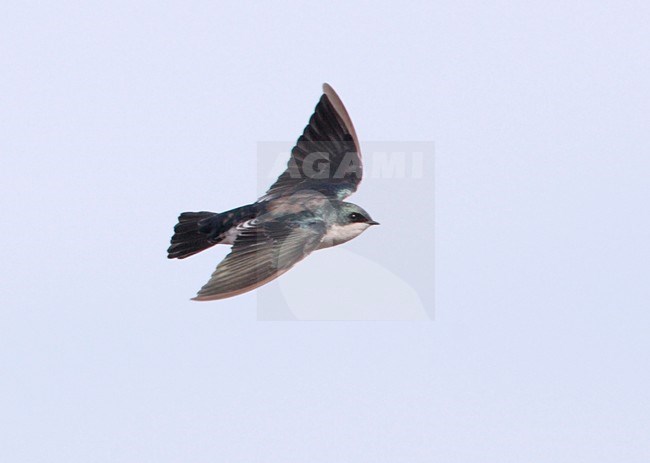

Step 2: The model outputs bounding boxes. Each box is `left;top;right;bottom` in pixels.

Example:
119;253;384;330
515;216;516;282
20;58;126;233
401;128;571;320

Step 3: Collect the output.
168;83;378;300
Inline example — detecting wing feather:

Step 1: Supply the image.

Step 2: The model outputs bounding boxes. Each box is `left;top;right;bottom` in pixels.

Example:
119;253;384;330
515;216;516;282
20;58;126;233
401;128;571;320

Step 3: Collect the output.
261;84;362;201
192;217;326;301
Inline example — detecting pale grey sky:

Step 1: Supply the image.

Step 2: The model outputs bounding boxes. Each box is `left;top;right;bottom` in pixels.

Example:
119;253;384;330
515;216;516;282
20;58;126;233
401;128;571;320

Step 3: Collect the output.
2;1;650;462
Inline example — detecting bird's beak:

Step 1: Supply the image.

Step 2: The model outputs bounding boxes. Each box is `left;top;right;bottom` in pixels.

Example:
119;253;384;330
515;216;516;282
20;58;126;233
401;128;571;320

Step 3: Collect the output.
367;220;380;226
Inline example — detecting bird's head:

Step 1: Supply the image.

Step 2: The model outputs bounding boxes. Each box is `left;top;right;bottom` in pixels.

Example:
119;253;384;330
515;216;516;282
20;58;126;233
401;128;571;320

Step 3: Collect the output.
337;202;379;228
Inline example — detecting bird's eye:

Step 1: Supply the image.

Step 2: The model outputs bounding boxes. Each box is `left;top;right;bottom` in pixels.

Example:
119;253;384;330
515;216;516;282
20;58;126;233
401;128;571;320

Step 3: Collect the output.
348;212;363;221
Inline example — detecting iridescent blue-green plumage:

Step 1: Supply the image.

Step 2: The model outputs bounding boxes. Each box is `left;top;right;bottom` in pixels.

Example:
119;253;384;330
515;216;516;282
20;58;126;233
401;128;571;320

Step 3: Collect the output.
167;84;378;300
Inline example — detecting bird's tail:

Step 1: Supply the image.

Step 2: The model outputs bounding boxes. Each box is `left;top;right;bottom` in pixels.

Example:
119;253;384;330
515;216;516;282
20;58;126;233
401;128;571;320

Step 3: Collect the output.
167;205;258;259
167;212;220;259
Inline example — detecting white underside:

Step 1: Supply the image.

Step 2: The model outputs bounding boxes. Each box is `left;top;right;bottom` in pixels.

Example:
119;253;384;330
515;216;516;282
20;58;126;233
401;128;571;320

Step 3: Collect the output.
317;223;371;249
220;226;240;245
220;222;370;249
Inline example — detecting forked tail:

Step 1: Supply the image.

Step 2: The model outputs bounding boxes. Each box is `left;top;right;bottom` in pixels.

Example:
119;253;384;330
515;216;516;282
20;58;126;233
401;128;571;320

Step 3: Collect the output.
167;205;258;259
167;212;220;259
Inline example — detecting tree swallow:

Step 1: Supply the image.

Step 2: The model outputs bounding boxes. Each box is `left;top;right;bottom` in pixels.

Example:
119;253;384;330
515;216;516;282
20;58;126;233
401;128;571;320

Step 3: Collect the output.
168;83;378;300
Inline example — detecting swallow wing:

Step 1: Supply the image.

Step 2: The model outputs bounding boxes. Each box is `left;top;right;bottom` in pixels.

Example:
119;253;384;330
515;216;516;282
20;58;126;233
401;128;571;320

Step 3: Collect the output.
261;83;362;201
192;215;326;301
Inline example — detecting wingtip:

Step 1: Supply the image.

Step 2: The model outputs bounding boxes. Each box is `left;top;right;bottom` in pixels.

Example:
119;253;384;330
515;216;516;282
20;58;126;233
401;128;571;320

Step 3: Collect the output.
322;82;338;100
320;83;359;151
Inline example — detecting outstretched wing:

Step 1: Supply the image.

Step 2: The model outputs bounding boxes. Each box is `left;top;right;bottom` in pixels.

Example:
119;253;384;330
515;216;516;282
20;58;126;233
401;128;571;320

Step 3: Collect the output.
261;83;362;201
192;215;326;301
